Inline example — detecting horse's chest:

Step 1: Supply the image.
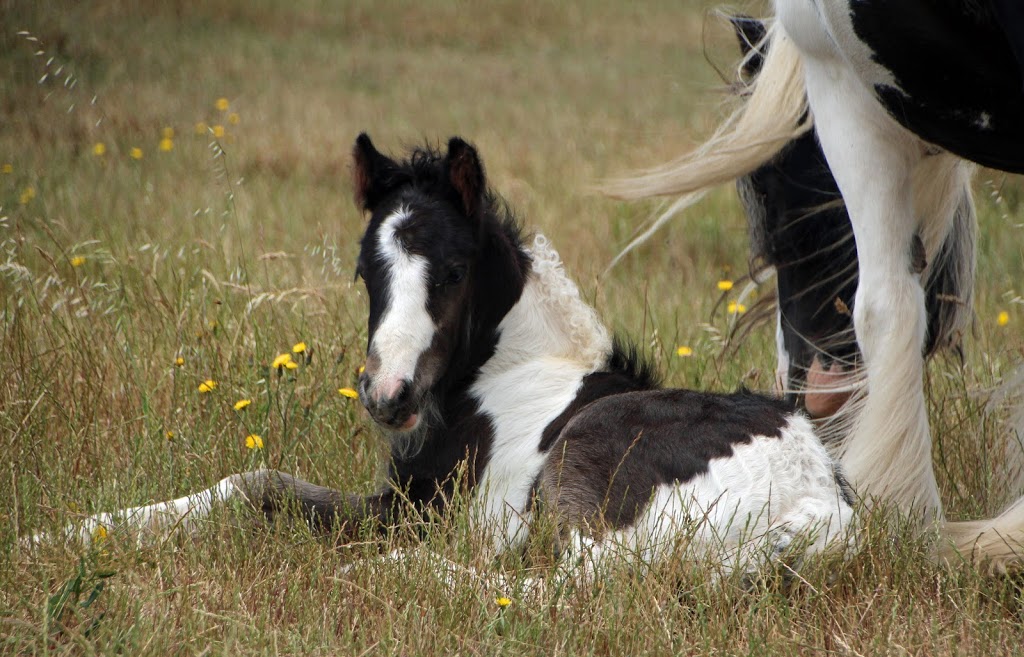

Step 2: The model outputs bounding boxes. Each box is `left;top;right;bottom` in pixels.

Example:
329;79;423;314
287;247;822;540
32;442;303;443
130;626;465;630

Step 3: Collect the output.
468;359;592;550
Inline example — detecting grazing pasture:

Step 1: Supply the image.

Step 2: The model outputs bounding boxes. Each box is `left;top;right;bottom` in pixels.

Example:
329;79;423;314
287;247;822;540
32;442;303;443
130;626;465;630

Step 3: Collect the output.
2;1;1023;654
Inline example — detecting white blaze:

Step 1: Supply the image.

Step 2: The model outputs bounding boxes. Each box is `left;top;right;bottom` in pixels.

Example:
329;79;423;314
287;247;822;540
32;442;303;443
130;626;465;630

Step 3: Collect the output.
370;208;436;398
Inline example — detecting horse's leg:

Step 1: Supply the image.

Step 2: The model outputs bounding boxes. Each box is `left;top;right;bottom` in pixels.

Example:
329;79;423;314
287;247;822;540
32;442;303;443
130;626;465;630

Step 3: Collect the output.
799;59;941;519
30;469;394;546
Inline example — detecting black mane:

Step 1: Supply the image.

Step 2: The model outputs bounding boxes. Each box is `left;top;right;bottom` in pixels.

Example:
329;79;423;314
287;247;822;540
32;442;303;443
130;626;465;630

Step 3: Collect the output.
607;337;661;390
397;142;528;257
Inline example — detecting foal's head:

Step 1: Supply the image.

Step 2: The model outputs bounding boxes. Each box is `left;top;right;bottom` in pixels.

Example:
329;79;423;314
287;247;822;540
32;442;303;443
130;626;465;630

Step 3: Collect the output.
352;134;523;434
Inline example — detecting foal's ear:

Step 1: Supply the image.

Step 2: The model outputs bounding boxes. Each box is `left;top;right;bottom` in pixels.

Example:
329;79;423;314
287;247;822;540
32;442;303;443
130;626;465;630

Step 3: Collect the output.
445;137;485;219
727;14;767;76
352;133;399;212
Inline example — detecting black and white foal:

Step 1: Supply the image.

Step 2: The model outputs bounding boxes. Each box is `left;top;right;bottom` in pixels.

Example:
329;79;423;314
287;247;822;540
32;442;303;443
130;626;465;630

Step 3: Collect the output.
42;135;853;576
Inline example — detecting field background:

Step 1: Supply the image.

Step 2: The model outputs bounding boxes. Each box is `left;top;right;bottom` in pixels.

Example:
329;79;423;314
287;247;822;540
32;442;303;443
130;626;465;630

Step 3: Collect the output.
2;1;1023;654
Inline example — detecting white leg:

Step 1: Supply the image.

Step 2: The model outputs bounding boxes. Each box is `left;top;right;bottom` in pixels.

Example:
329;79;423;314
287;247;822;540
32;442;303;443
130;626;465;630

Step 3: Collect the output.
800;57;940;520
30;474;245;547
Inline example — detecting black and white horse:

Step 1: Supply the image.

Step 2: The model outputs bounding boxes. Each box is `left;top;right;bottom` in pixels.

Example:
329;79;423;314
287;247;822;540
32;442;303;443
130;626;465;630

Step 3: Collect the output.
609;2;1023;569
729;16;975;424
37;135;854;578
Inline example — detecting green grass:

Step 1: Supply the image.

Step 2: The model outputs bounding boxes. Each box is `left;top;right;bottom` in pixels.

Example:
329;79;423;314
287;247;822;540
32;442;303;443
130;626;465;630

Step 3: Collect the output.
2;0;1024;654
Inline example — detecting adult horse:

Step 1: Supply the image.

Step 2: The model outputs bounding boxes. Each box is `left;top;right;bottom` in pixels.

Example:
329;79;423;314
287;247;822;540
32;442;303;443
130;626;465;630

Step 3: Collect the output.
607;2;1024;570
728;15;975;424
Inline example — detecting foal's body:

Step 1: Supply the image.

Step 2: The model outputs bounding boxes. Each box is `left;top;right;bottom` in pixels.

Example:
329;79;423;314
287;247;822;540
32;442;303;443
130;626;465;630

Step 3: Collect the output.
44;136;853;577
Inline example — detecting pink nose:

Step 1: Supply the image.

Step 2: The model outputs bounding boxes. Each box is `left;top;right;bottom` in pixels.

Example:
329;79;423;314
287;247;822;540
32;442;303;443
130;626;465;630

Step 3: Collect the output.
359;375;416;429
372;377;406;403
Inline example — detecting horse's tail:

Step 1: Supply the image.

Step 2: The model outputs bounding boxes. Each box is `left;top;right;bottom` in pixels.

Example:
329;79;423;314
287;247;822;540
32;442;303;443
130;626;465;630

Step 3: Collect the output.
918;155;977;357
602;21;810;265
939;497;1024;573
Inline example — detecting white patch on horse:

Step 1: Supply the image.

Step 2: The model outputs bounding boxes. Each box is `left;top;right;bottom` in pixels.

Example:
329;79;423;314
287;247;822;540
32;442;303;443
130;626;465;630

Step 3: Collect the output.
470;359;592;550
774;311;791;394
371;207;435;398
469;234;613;551
561;415;853;576
778;0;901;93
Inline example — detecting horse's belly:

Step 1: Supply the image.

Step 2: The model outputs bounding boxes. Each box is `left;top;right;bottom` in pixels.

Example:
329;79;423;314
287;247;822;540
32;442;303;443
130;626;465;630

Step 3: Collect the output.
784;0;1024;171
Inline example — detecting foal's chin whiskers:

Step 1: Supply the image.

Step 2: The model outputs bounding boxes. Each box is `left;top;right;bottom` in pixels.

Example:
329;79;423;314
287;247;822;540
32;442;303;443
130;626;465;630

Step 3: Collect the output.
387;396;440;461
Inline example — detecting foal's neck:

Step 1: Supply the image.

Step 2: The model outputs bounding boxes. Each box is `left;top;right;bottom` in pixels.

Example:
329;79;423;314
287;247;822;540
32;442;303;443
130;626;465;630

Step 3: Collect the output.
482;234;612;375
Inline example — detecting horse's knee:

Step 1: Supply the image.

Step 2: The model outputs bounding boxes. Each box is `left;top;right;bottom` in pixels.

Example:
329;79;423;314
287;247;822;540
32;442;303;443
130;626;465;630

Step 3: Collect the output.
852;272;927;363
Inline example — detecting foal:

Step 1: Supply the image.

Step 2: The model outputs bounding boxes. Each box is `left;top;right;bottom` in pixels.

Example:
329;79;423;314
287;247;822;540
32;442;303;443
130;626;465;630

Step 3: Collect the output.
40;135;853;576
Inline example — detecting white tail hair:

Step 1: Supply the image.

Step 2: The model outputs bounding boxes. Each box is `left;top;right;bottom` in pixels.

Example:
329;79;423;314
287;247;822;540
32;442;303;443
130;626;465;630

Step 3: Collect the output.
603;22;810;268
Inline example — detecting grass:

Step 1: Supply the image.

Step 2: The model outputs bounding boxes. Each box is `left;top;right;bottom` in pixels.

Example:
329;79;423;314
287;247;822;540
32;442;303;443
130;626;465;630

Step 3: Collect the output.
2;0;1023;654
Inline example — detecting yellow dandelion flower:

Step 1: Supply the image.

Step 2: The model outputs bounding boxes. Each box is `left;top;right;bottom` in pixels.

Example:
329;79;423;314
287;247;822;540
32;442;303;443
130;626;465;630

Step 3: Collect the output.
234;399;252;411
338;387;359;399
676;346;693;357
92;142;106;156
1;163;12;174
284;360;298;370
70;255;86;267
159;137;174;152
175;356;185;367
92;525;108;542
997;311;1010;327
162;126;175;139
727;301;747;315
215;97;230;112
165;430;174;441
198;379;217;393
496;596;512;608
212;125;225;139
357;365;365;375
195;121;208;135
292;341;307;354
245;434;264;450
228;112;240;125
19;187;35;205
130;147;143;160
717;280;734;292
272;353;292;369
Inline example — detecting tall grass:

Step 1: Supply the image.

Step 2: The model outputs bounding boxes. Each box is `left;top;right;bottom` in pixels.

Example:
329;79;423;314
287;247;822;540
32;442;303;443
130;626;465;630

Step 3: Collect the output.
2;1;1023;654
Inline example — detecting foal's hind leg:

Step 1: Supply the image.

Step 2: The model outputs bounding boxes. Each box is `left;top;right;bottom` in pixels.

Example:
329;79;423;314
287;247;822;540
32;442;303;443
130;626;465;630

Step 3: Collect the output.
798;58;943;520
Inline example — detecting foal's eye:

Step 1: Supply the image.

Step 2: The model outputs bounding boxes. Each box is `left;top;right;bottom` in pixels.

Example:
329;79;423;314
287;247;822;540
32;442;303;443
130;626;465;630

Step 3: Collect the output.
444;265;467;286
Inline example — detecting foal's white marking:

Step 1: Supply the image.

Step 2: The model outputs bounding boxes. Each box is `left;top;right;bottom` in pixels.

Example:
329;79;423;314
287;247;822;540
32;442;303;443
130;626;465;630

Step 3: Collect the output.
469;235;613;551
370;207;435;399
562;415;853;576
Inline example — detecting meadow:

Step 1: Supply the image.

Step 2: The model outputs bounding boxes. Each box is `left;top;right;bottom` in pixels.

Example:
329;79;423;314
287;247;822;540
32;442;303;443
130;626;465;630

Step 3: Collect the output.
2;1;1024;654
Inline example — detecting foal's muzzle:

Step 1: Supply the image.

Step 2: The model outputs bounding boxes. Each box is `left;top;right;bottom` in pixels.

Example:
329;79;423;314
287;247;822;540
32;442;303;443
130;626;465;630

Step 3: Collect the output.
359;373;420;432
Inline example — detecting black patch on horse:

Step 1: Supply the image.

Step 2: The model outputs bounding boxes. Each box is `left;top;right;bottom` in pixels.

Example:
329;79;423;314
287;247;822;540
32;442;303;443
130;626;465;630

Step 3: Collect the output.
543;389;792;530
